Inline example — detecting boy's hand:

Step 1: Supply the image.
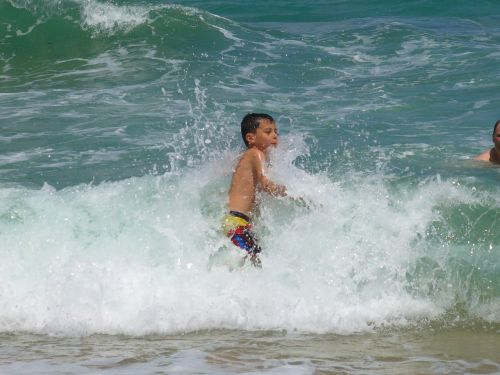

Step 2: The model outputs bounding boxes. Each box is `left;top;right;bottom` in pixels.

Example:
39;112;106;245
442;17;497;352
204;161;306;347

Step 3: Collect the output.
289;196;322;209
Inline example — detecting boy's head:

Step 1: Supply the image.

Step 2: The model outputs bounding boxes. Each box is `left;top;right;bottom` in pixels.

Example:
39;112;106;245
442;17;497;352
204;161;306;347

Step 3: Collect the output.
241;113;276;148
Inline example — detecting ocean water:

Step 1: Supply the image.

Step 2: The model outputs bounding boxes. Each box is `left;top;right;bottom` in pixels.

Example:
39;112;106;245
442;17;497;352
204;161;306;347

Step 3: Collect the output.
1;0;500;373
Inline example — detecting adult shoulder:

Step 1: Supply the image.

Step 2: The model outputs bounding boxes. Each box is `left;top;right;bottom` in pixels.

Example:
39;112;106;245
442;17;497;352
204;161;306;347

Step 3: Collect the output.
474;149;492;162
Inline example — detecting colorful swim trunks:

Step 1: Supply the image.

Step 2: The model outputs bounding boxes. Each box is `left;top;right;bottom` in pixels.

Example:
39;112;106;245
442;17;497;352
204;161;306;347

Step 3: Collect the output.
222;210;262;257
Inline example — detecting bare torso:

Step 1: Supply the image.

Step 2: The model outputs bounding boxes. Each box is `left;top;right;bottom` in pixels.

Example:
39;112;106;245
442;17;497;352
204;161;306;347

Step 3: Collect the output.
228;149;261;215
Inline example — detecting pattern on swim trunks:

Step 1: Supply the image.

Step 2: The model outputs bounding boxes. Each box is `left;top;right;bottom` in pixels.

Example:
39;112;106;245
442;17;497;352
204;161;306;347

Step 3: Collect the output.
227;225;262;256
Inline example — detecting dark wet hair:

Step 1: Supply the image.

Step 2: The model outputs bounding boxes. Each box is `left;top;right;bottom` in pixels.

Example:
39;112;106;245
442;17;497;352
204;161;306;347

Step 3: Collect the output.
493;119;500;135
241;113;275;147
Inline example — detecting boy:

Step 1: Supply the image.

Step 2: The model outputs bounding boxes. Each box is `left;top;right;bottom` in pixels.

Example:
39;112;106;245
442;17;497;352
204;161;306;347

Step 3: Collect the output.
222;113;287;266
475;119;500;164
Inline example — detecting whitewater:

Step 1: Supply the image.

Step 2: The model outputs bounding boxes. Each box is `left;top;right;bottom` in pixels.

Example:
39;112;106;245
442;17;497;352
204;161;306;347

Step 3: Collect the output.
1;0;499;373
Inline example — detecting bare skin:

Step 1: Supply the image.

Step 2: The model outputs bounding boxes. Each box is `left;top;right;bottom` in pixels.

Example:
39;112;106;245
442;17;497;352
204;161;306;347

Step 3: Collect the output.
228;119;286;216
475;122;500;164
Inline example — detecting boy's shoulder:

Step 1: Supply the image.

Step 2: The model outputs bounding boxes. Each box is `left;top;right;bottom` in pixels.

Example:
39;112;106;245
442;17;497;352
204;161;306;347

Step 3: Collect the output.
241;147;264;161
234;148;265;173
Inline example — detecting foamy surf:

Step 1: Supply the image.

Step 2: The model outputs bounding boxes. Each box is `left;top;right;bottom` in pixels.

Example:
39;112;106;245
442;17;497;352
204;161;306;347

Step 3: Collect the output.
2;1;500;373
1;137;497;336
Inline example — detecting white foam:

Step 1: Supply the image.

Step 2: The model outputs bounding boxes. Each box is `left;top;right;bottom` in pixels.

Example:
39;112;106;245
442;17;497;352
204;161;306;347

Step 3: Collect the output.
473;100;490;109
3;136;494;336
80;1;151;34
0;151;31;166
77;1;212;37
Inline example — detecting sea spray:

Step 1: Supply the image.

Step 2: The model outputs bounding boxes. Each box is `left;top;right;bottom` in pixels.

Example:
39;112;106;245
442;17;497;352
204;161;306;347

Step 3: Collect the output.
2;135;498;335
1;0;500;337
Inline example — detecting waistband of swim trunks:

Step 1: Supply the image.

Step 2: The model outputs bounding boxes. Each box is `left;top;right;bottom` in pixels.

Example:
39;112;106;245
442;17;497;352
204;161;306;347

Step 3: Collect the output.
229;210;251;222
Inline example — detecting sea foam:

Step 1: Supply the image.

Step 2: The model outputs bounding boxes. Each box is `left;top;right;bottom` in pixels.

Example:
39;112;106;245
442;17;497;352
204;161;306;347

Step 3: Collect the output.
2;134;497;336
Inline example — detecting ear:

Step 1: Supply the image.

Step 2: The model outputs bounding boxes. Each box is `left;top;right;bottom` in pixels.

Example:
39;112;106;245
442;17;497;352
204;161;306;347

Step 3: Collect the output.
246;133;256;146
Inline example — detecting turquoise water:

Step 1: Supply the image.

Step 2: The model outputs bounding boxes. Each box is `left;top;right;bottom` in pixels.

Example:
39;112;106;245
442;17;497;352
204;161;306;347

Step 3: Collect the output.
1;0;500;373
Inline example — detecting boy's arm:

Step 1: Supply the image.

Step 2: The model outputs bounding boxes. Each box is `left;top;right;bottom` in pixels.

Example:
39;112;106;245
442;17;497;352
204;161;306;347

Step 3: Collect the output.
253;150;287;197
251;150;319;208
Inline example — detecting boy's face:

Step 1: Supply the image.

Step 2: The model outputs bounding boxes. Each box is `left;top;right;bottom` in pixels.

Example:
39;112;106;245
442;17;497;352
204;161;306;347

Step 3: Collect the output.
247;119;278;151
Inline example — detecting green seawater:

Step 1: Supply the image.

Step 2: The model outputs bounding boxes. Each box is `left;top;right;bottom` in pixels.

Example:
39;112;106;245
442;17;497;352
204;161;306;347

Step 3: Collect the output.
0;0;499;373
